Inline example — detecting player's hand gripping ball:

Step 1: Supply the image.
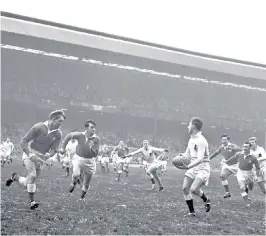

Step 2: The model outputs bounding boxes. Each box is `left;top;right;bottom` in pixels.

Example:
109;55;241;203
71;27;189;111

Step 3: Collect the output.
172;153;190;169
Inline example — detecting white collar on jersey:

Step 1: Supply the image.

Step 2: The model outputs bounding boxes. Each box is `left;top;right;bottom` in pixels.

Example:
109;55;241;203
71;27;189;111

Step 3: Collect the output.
241;151;252;158
82;131;97;142
44;121;58;134
222;142;232;148
191;132;202;138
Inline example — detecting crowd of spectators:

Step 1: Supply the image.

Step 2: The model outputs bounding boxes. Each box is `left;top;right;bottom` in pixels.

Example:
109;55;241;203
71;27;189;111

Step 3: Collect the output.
2;49;266;132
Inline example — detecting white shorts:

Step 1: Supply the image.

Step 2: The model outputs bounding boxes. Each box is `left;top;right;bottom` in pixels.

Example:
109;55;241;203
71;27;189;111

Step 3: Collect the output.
72;154;96;176
160;161;167;168
256;165;266;182
145;160;162;172
221;161;238;175
22;151;44;171
100;156;109;164
185;162;210;186
62;155;72;167
237;169;255;185
117;157;129;165
1;151;11;159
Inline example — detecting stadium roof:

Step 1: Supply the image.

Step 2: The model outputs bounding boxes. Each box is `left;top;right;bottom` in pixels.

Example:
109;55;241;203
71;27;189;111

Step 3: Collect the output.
1;11;266;80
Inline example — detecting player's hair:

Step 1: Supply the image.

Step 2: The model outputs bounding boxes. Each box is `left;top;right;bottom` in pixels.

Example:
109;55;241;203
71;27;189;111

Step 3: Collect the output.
244;141;251;147
221;134;230;140
49;110;66;120
191;117;203;131
249;137;257;142
84;119;96;128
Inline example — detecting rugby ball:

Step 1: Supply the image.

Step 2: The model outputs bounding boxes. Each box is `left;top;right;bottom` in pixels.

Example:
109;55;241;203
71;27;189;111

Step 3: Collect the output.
172;153;190;168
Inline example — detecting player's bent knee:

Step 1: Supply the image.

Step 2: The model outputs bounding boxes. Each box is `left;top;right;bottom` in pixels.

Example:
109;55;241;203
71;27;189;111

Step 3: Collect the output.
182;186;190;194
220;174;227;180
190;187;200;195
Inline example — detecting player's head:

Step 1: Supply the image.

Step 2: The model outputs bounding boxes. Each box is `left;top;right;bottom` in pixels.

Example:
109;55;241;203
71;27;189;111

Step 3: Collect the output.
119;141;124;147
103;144;107;149
49;110;66;130
221;135;230;145
243;141;251;153
188;117;203;134
143;140;149;148
6;138;10;143
249;137;257;149
84;120;96;136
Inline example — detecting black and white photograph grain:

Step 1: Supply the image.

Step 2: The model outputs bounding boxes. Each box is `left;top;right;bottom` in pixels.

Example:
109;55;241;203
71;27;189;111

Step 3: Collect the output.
1;0;266;235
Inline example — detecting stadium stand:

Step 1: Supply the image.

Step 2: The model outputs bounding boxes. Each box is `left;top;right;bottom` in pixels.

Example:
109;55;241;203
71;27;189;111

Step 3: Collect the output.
1;12;266;155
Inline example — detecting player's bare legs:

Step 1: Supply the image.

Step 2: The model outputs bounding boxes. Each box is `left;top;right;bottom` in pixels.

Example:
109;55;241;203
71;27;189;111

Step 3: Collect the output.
69;159;81;192
81;173;93;199
149;167;163;191
105;162;109;173
116;163;123;181
182;177;211;215
238;180;252;207
6;159;41;209
182;177;195;215
220;169;233;198
190;178;211;212
123;164;129;177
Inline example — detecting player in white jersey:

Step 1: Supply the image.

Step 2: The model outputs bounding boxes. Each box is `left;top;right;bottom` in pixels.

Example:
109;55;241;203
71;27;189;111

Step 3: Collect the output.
178;117;211;216
249;137;266;194
1;138;14;167
123;140;168;191
62;139;78;176
111;150;119;172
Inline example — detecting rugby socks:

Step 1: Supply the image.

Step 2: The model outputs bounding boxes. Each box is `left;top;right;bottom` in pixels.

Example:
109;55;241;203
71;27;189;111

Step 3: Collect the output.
186;199;195;213
221;180;230;193
201;192;208;202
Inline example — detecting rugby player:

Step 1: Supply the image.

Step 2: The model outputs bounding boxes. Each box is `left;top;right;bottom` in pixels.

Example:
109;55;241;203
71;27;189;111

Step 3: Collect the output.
210;135;242;198
5;110;66;209
60;120;100;199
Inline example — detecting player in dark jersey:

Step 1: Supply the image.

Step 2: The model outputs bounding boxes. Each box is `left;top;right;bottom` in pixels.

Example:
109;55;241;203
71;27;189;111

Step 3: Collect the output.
61;120;100;200
6;110;66;209
113;141;129;181
210;135;242;198
99;145;111;172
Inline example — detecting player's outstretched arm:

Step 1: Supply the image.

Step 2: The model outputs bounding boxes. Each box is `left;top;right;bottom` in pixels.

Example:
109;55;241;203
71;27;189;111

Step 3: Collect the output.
209;146;221;160
122;148;142;159
225;152;239;164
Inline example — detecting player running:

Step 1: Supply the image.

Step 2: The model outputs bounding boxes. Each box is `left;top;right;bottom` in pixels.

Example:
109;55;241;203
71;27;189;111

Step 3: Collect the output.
113;141;129;181
5;110;66;209
225;141;261;208
157;152;169;176
178;117;211;216
62;138;78;177
99;145;111;172
110;149;119;173
249;137;266;194
1;138;14;167
210;135;242;198
123;140;168;191
60;120;100;200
